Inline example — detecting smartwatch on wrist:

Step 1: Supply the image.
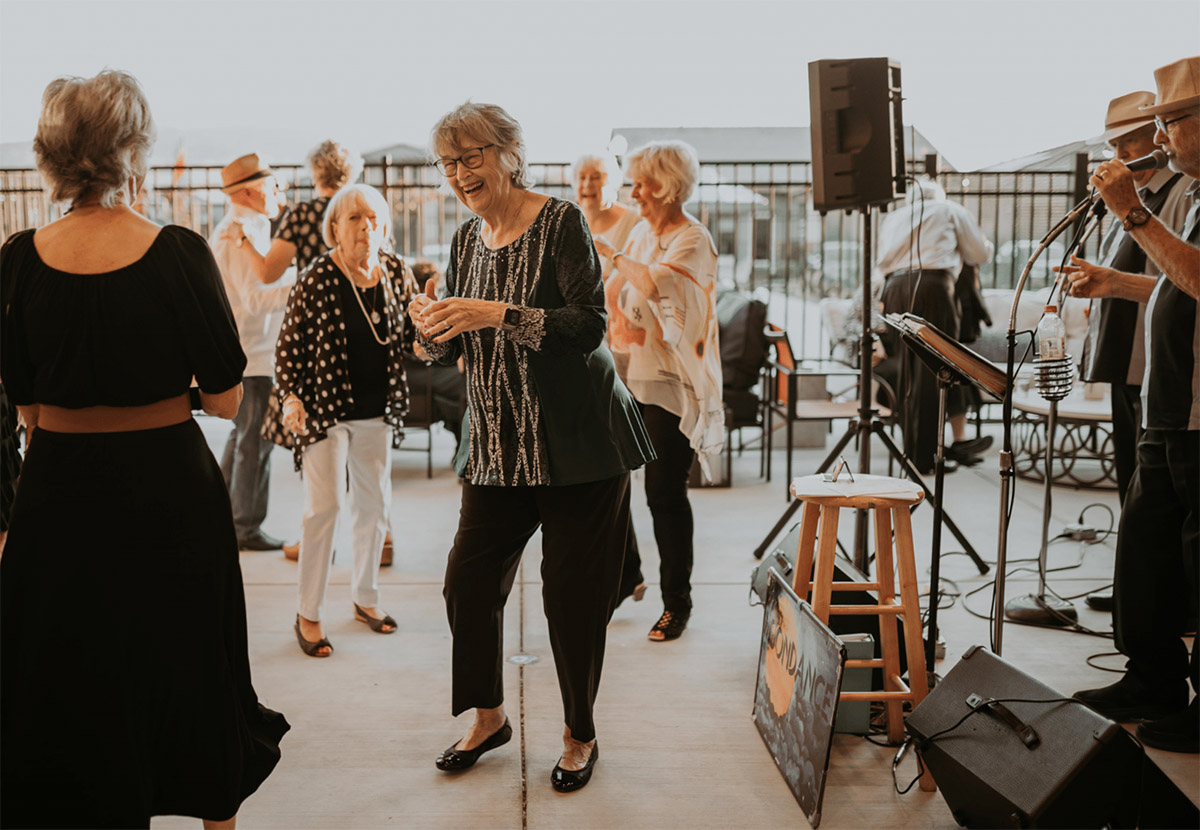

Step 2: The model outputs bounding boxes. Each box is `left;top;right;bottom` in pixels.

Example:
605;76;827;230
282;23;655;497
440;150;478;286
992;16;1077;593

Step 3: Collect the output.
1122;206;1151;232
501;306;521;331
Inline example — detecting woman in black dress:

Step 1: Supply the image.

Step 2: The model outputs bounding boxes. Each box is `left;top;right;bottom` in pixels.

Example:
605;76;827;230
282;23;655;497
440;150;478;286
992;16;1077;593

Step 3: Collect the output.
0;70;288;829
412;101;655;793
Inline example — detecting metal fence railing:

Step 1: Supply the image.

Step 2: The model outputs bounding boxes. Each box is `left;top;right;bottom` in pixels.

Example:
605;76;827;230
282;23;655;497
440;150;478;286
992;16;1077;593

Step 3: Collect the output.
2;154;1107;324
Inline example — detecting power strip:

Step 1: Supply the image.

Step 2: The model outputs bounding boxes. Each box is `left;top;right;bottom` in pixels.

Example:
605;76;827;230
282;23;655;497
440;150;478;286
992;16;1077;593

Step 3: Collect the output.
1063;523;1098;542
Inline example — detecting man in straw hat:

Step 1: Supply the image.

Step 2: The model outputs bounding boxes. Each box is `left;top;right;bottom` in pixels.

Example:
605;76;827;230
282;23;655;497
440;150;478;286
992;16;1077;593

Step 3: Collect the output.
211;153;296;552
1066;56;1200;754
1074;92;1191;505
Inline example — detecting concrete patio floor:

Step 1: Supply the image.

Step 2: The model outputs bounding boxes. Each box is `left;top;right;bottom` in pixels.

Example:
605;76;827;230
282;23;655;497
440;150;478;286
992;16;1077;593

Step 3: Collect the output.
156;418;1199;829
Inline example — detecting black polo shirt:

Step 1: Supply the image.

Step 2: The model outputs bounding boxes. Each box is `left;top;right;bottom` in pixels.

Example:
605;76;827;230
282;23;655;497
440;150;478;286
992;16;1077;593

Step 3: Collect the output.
1143;183;1200;431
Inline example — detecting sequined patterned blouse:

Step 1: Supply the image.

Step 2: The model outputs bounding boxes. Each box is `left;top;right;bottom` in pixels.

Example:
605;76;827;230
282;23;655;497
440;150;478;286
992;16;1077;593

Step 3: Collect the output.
419;197;654;487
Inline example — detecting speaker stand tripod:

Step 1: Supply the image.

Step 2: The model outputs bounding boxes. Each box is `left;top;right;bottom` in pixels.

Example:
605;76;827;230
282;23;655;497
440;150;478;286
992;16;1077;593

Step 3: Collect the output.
753;209;989;578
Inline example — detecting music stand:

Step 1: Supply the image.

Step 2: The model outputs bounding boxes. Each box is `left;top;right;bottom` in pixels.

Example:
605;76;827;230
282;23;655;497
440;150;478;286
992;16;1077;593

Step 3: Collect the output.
883;312;1009;683
752;208;988;578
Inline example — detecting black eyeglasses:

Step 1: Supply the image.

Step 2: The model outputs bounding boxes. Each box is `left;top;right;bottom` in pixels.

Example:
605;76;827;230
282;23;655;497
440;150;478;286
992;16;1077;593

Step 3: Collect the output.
1155;112;1194;132
433;145;494;177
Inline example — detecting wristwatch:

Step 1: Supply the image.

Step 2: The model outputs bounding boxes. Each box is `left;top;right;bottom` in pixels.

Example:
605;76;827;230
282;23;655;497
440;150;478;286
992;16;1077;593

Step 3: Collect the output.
501;305;521;331
1122;206;1151;232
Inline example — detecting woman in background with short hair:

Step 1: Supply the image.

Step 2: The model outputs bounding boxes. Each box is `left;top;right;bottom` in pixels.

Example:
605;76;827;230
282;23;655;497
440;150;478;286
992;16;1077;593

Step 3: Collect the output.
573;152;640;280
235;138;364;283
1;69;288;829
592;140;724;643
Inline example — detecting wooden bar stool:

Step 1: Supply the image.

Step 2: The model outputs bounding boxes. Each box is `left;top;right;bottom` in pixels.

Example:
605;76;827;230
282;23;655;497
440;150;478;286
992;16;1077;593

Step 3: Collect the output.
789;473;931;749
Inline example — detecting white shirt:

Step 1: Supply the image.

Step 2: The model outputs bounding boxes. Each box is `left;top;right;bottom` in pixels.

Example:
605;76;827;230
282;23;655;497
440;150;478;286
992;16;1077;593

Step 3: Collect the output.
875;197;994;277
210;205;294;377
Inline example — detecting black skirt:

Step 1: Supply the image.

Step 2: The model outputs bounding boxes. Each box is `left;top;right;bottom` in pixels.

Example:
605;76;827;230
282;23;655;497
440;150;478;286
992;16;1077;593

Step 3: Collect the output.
0;419;289;829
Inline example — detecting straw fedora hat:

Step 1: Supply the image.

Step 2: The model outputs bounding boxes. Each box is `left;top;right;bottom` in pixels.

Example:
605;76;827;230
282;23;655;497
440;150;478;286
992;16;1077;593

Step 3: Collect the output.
1095;91;1157;143
221;153;273;193
1138;56;1200;117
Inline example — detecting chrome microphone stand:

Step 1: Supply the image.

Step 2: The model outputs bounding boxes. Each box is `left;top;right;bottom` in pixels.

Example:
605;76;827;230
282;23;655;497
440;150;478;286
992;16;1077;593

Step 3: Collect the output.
993;194;1095;654
1004;353;1079;625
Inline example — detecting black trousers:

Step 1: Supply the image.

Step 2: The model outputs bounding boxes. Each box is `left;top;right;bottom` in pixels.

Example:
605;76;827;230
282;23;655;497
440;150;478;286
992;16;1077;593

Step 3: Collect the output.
619;403;696;613
444;473;631;743
1113;429;1199;694
881;270;966;472
1109;382;1143;505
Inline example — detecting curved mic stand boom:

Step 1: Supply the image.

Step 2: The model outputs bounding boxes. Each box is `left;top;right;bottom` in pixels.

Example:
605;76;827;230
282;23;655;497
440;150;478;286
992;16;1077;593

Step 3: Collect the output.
992;194;1096;655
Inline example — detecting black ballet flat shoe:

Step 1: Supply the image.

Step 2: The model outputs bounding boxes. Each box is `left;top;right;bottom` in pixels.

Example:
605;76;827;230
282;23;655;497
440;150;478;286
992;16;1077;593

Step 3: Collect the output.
551;742;599;793
435;719;513;771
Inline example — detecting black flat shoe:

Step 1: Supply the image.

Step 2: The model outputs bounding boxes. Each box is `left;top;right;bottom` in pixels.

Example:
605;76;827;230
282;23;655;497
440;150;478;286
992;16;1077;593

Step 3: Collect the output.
551;742;598;793
435;719;513;771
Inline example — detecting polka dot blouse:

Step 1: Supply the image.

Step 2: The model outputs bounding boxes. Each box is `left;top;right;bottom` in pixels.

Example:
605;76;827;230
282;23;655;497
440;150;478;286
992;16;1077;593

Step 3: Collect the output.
274;250;418;469
275;196;330;274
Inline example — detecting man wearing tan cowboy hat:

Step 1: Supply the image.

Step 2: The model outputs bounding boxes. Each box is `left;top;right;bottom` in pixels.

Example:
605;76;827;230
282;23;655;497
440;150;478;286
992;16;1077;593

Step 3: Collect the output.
1071;92;1192;506
1066;56;1200;754
211;153;296;552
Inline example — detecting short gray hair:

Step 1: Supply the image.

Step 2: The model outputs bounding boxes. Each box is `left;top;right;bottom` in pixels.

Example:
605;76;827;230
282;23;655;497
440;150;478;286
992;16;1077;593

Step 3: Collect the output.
624;141;700;204
34;69;156;209
308;140;363;192
571;153;624;205
322;184;393;253
430;101;532;189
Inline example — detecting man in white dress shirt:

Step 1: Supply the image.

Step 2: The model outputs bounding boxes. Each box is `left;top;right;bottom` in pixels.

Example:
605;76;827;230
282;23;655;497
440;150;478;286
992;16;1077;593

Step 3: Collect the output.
211;153;295;550
875;178;995;474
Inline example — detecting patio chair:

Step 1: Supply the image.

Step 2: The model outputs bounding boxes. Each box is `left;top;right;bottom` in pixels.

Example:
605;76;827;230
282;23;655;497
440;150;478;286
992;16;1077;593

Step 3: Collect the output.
763;324;897;494
394;360;435;478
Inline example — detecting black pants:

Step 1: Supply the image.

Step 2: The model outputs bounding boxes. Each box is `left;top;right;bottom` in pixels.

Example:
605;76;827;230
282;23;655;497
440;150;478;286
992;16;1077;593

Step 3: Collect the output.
1109;382;1143;505
881;270;966;472
619;403;696;613
444;473;631;743
1113;429;1199;694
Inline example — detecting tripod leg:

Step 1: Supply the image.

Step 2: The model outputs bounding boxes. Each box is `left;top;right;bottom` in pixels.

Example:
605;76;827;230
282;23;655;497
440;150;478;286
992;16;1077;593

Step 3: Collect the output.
871;422;991;575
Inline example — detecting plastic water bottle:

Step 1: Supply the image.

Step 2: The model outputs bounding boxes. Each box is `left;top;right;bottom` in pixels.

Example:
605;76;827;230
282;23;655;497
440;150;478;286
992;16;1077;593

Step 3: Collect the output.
1037;305;1066;360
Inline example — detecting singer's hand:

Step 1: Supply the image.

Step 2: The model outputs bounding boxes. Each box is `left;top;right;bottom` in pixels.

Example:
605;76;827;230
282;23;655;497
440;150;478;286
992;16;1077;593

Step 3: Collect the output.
1056;255;1116;299
1089;160;1141;218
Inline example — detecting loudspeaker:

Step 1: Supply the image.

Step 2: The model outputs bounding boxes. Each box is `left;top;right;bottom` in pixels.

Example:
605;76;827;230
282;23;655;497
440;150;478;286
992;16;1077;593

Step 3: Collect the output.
751;524;908;688
907;646;1142;828
808;57;905;212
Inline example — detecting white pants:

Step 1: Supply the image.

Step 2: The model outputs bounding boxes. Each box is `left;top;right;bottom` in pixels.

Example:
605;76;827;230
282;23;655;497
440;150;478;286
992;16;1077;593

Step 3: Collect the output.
298;418;392;621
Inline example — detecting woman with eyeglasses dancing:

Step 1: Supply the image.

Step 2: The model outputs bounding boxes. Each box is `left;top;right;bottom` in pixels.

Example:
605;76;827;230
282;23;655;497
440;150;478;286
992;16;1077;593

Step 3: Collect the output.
410;101;654;792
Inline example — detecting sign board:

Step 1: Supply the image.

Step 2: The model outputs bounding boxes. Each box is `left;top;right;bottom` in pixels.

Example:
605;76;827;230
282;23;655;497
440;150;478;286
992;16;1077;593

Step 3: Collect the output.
753;568;847;827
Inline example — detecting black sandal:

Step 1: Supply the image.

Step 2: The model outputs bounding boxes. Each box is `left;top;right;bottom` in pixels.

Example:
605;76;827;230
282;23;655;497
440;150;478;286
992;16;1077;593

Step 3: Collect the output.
551;742;599;793
294;615;333;657
648;609;689;641
435;719;513;771
354;603;397;634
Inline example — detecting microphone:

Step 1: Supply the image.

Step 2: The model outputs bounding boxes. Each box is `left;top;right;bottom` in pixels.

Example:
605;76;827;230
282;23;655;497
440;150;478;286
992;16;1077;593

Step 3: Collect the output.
1124;149;1168;172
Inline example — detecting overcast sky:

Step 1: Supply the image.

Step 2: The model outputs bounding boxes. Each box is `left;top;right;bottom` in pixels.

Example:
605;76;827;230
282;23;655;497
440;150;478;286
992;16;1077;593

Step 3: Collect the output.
1;0;1197;169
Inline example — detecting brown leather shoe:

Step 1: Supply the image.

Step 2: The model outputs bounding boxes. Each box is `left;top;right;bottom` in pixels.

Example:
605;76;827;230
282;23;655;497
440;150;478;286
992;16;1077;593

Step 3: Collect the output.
381;532;394;567
282;541;299;561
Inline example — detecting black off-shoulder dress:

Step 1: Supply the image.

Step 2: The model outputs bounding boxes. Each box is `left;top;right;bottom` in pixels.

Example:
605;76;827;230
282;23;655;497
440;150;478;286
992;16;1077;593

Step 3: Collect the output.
0;225;289;828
